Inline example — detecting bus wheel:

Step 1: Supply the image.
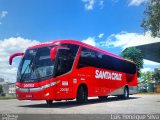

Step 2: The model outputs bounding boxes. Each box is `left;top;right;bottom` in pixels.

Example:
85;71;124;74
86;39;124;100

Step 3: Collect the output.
118;87;129;99
46;100;53;106
124;87;129;99
98;96;108;101
76;86;88;104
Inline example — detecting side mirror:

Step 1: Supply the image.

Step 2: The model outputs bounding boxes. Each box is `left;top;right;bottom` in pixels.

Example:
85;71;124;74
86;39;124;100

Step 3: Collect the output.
9;52;24;65
50;46;69;60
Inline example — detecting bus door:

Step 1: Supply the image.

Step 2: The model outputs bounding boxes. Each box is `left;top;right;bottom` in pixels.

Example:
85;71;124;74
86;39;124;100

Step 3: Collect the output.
54;48;75;100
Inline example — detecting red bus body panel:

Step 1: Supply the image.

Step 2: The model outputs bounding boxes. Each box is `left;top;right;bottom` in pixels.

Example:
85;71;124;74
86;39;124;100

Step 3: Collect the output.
15;40;137;100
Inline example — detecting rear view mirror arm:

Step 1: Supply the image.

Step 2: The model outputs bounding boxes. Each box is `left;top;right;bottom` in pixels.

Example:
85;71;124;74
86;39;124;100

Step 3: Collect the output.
9;52;24;65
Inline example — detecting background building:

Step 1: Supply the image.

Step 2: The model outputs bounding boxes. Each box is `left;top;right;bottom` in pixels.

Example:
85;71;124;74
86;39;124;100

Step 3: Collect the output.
0;78;6;85
8;83;16;96
0;78;15;96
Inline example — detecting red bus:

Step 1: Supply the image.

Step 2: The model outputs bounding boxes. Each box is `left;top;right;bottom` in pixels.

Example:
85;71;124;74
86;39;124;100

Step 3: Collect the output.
9;40;137;105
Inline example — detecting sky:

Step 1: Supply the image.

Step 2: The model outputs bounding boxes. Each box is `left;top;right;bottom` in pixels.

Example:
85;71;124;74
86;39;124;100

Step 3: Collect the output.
0;0;160;82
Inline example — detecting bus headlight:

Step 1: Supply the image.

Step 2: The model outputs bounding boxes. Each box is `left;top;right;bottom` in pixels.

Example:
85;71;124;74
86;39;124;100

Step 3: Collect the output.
44;93;50;97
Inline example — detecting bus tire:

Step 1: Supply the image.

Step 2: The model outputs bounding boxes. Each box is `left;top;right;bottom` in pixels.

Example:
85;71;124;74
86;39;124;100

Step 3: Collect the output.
123;86;129;99
76;85;88;104
118;86;129;99
46;100;53;106
98;96;108;101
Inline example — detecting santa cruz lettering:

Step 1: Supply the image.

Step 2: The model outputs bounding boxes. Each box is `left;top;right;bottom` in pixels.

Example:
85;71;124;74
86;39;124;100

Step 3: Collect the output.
95;70;122;80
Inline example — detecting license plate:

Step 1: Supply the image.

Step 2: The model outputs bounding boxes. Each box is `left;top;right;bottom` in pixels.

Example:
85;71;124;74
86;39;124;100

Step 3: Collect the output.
26;94;32;98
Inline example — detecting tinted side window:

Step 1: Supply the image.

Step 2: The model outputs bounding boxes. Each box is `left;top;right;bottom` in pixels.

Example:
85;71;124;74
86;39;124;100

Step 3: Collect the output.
56;44;79;76
99;54;136;74
77;48;98;68
77;47;136;74
77;48;89;68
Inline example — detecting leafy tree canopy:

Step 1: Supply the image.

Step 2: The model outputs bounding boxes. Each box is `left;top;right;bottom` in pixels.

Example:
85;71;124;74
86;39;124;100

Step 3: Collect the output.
141;0;160;37
121;47;143;77
153;72;160;83
0;85;3;94
140;71;154;83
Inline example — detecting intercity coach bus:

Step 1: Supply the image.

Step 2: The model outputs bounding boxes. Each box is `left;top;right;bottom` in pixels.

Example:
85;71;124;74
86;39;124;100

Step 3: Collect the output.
9;40;137;105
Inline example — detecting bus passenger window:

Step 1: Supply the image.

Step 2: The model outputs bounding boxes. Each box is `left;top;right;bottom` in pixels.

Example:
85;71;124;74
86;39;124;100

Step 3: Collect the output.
55;44;79;76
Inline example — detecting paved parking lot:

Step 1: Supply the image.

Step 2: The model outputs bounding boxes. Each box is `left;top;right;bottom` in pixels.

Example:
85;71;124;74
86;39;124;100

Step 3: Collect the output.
0;94;159;114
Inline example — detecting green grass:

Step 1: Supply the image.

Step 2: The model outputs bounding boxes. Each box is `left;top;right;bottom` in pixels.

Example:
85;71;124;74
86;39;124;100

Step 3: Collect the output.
0;95;16;99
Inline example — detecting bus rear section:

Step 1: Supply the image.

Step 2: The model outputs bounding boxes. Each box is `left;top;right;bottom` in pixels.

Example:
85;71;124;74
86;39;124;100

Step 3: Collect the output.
9;40;137;104
75;47;137;99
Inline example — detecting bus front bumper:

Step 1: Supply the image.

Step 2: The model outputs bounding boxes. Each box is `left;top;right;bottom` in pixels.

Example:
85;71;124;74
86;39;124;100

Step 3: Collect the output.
16;86;55;100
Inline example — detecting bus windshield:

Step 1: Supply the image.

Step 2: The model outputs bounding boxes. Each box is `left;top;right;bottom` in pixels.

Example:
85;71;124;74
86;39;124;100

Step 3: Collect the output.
17;46;55;82
17;44;79;82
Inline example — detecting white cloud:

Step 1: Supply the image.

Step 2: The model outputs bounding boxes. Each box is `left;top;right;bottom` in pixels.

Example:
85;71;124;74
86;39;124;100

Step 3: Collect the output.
82;34;105;46
141;67;153;73
0;11;8;25
99;0;104;9
128;0;148;6
82;0;104;10
125;32;160;48
82;0;95;10
98;33;104;38
0;11;8;18
0;37;40;82
81;0;148;8
144;59;160;66
102;31;160;49
82;37;96;46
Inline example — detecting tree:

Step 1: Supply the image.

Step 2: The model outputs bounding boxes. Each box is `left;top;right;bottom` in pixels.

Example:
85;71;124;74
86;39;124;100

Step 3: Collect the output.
153;72;160;83
141;71;154;84
121;47;143;77
141;0;160;37
140;71;154;92
0;85;3;94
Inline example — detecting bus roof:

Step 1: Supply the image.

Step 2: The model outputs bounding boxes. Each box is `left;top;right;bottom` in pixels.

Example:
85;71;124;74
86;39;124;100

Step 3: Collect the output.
28;39;135;64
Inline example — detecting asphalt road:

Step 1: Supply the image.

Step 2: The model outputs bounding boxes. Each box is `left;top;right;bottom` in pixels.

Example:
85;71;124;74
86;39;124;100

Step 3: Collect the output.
0;94;160;114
